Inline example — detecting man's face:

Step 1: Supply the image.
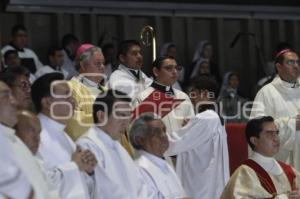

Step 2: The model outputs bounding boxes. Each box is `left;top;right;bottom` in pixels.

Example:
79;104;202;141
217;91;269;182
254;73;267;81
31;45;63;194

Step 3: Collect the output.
153;58;179;86
228;74;239;89
103;101;131;140
11;75;32;110
120;45;143;70
49;81;74;123
0;82;18;127
16;113;41;155
50;50;64;67
144;120;169;157
202;44;213;59
12;30;28;49
5;53;21;67
251;122;280;157
277;52;300;82
81;51;106;83
198;62;210;75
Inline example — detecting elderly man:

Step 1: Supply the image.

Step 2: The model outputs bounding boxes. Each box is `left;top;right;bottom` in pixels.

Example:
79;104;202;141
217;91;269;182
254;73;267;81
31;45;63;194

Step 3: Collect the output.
77;89;153;199
129;113;190;199
65;43;106;140
31;73;97;199
0;81;58;199
251;49;300;171
221;116;300;198
109;39;152;99
0;66;32;110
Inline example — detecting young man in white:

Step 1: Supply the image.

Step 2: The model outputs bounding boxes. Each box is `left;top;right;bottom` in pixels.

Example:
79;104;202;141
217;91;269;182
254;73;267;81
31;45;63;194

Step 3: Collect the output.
77;89;153;199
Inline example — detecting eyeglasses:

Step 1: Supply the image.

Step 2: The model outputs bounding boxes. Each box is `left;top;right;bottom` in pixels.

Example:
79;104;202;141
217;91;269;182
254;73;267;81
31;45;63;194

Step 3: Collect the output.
161;65;182;72
285;59;300;66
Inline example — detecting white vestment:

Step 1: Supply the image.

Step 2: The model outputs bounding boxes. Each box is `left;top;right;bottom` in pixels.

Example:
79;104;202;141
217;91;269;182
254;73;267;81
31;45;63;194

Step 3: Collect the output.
165;110;230;199
37;113;93;199
108;64;152;99
1;44;43;70
136;150;188;199
221;152;300;199
251;76;300;171
0;123;59;199
62;49;78;79
35;65;69;79
77;126;153;199
133;86;195;137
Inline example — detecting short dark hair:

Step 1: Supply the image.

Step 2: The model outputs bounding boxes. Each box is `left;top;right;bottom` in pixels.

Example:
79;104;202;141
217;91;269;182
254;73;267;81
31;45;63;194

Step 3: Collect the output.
31;72;64;112
117;40;141;60
48;46;63;57
11;25;27;36
0;66;30;87
189;75;219;99
61;33;79;48
93;89;131;124
4;50;18;63
152;55;175;70
274;48;296;64
245;116;274;150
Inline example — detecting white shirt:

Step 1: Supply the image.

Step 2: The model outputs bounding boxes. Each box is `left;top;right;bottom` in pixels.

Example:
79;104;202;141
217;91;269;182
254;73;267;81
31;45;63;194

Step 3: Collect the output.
37;113;93;199
136;150;188;199
109;64;152;99
77;126;153;199
35;65;69;79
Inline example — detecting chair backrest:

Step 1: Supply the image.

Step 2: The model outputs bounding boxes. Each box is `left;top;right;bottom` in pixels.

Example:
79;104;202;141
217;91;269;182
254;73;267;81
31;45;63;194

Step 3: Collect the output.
225;123;248;175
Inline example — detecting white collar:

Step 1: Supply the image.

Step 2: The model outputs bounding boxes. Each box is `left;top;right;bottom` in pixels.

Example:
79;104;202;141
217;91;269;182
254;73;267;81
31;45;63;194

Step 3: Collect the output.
95;127;117;150
0;123;16;142
139;150;169;174
250;152;283;175
38;113;66;132
119;64;140;73
80;76;98;88
277;76;300;88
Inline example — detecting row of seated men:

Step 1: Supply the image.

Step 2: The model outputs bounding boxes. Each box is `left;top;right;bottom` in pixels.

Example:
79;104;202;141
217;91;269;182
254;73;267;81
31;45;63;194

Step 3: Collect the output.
1;35;300;198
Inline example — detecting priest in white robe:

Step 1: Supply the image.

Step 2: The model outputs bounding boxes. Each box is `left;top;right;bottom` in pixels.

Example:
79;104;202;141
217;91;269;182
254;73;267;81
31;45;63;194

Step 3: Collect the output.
165;75;230;199
221;116;300;198
31;73;97;199
0;81;59;199
129;113;191;199
251;49;300;171
77;89;154;199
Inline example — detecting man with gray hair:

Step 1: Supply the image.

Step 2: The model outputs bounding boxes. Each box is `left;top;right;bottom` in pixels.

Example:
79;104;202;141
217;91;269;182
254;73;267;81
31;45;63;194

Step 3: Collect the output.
65;43;107;140
130;112;191;199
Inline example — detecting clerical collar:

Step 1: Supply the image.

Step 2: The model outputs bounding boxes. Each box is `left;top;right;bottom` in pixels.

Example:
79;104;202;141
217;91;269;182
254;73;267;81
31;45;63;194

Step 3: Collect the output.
9;42;24;52
81;76;98;88
250;152;282;175
139;150;169;174
151;81;174;95
119;64;141;81
279;77;300;88
39;113;66;132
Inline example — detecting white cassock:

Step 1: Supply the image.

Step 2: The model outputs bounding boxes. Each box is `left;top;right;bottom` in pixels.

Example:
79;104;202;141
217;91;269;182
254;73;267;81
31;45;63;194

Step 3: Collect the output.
37;113;94;199
133;86;195;137
1;44;43;70
108;64;152;99
221;152;300;199
165;110;230;199
77;126;154;199
62;49;78;79
0;123;60;199
35;65;69;79
251;76;300;171
136;150;188;199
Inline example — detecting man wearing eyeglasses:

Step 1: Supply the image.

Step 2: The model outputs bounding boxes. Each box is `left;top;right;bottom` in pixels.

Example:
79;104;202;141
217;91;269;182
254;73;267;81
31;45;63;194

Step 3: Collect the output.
251;49;300;171
221;116;300;198
133;55;194;137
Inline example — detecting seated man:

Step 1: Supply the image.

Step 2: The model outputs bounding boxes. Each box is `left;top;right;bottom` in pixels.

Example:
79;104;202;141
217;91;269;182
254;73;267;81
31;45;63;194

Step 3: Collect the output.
77;89;153;199
221;116;300;199
129;112;191;199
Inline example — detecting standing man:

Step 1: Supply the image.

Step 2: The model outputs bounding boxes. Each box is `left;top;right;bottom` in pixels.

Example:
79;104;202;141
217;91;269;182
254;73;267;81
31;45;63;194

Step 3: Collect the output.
1;25;43;73
133;55;194;136
109;39;152;99
35;46;68;79
77;90;153;199
251;49;300;171
221;116;300;198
